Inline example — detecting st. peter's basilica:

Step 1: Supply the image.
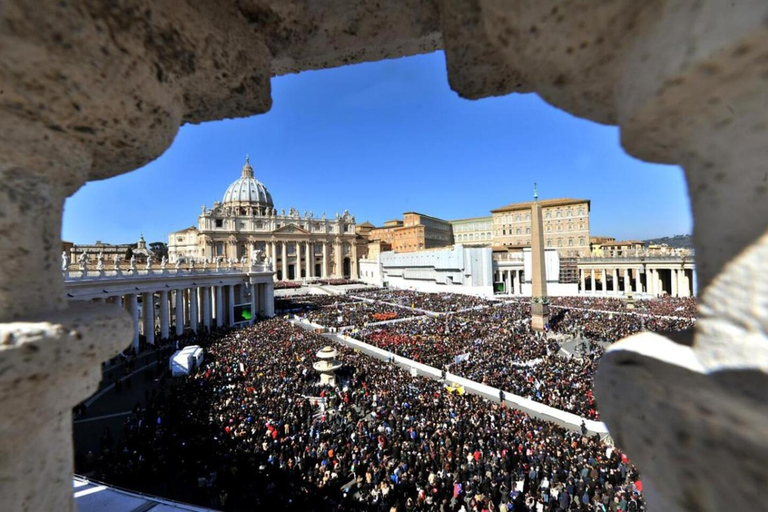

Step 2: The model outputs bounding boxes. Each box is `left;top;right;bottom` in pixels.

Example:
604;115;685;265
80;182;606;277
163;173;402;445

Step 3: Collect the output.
168;157;364;281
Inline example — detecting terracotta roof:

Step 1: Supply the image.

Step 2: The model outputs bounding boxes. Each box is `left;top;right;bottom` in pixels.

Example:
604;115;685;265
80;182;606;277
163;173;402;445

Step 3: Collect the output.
491;198;590;213
449;216;492;223
600;240;644;246
357;221;375;228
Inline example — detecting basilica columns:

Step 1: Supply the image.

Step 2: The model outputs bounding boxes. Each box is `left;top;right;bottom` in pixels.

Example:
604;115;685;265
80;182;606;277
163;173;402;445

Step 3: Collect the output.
333;239;342;278
322;242;328;278
281;242;288;280
305;241;312;278
590;269;596;293
351;243;358;279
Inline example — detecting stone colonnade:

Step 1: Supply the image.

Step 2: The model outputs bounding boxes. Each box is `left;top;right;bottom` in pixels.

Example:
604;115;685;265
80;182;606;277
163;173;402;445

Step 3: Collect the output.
1;2;767;512
577;264;697;297
495;268;524;295
66;270;275;351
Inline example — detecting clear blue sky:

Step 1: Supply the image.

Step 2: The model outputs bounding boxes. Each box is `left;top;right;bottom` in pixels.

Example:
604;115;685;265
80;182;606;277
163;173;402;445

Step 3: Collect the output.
63;51;691;245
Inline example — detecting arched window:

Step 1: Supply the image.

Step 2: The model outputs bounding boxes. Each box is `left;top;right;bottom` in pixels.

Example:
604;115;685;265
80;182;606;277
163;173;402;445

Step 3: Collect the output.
556;211;561;218
546;239;552;247
545;211;551;219
526;227;531;234
579;237;585;245
516;228;522;235
525;213;530;221
557;238;563;247
515;214;521;222
568;238;574;246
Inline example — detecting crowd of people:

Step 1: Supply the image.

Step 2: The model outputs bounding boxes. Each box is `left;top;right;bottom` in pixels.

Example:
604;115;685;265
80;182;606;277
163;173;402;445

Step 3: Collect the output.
300;301;422;329
276;294;362;315
353;290;492;313
549;297;697;320
80;317;645;511
344;297;696;418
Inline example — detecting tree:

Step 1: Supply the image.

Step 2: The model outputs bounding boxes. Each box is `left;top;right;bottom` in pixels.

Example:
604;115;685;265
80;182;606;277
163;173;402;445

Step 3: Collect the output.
149;242;168;259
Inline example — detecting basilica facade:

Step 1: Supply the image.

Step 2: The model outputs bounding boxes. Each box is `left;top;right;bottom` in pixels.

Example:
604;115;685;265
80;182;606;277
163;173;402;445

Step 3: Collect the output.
168;157;362;281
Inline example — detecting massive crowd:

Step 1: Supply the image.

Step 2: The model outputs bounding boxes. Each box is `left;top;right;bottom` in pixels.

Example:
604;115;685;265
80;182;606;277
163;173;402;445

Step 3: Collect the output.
353;290;493;313
301;301;422;329
349;297;696;418
80;318;645;511
549;296;697;320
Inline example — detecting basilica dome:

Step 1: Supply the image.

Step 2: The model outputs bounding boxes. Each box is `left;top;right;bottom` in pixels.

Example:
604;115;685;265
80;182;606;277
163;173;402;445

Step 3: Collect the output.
222;157;274;207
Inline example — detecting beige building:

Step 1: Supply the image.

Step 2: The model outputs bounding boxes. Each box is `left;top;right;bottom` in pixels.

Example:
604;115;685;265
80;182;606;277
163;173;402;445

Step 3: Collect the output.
450;216;493;246
369;212;453;253
491;198;591;257
168;157;364;281
600;240;644;257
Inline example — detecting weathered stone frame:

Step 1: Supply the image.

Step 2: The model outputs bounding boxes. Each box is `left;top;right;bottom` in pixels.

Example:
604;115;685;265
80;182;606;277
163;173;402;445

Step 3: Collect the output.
1;1;767;510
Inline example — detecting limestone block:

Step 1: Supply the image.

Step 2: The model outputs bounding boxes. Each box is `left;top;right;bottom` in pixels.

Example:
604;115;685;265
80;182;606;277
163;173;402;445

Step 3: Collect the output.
596;332;768;512
0;302;132;512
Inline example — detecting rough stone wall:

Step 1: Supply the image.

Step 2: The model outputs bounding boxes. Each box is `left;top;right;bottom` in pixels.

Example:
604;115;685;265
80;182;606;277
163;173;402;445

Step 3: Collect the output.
1;1;767;511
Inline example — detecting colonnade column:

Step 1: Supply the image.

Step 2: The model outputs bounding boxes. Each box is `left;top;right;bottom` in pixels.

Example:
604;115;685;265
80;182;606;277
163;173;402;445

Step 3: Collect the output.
516;270;523;295
175;290;184;336
648;269;656;296
189;287;198;331
671;269;679;297
322;242;328;278
612;269;618;294
590;269;596;293
635;268;642;294
580;269;586;294
202;286;211;329
281;242;288;281
228;285;236;327
265;281;275;317
142;292;155;346
125;293;139;351
692;268;698;297
159;290;169;339
250;282;258;325
624;268;631;294
215;286;224;327
305;241;312;279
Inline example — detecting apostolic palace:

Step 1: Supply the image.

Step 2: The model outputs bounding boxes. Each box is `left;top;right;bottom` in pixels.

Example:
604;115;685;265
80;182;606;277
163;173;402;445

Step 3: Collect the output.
168;157;363;281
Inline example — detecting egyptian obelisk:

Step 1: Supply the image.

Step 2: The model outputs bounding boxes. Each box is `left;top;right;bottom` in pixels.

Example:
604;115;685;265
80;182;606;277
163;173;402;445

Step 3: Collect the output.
530;183;550;331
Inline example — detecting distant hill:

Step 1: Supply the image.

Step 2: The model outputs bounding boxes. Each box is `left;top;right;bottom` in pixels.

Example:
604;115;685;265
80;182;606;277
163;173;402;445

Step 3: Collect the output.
642;234;693;248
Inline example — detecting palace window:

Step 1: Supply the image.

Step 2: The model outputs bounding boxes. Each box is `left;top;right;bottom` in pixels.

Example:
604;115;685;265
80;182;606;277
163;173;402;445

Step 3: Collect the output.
516;228;522;235
568;238;574;246
526;227;530;234
557;238;563;247
545;212;551;219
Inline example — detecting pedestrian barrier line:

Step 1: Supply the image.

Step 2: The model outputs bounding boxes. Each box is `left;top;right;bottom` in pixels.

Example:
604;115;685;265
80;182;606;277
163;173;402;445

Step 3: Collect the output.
74;411;133;424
